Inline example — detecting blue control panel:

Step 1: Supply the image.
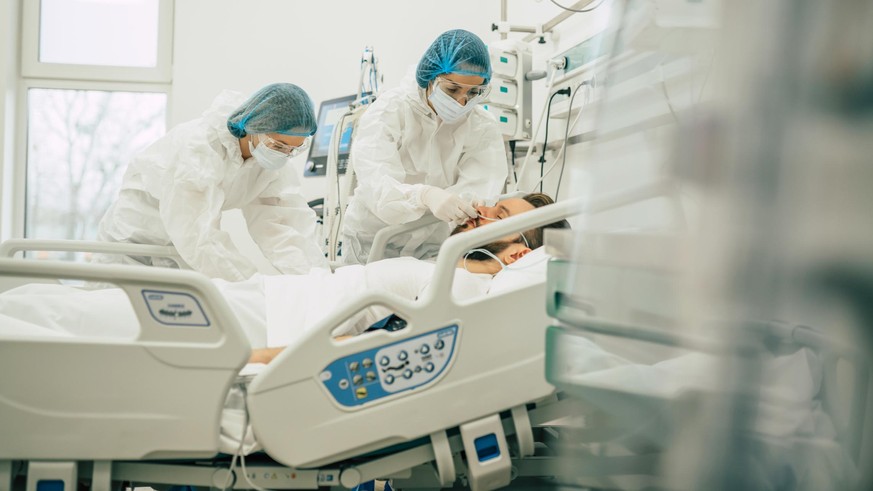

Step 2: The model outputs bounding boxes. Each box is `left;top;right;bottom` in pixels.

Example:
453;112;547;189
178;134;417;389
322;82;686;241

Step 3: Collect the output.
320;325;459;408
141;289;210;327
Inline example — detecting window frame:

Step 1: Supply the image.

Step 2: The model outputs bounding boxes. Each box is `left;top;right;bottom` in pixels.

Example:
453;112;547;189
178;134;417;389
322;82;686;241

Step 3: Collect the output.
20;0;174;84
12;0;174;240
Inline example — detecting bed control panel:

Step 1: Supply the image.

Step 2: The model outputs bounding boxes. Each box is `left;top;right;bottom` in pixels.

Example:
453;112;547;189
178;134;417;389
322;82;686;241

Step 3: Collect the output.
320;325;459;408
141;289;210;327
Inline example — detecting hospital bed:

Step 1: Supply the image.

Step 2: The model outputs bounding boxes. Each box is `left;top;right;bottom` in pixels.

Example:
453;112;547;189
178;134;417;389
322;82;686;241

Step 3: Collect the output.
10;179;777;491
4;179;857;490
1;186;619;491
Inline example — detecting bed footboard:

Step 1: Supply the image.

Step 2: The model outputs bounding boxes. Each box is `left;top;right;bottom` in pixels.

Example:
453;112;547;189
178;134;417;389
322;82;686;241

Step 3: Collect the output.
0;259;250;460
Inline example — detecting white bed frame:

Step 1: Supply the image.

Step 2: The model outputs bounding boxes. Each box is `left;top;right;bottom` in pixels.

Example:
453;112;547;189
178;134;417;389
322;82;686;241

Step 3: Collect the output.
0;182;677;491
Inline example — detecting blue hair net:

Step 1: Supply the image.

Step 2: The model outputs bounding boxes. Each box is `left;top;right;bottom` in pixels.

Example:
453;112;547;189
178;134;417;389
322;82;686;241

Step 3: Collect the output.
415;29;492;88
227;83;317;138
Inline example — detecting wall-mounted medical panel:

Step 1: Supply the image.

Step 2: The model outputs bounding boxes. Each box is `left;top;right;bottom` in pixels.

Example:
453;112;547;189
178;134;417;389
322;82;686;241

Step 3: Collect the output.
486;40;532;141
482;105;519;137
489;79;518;107
491;51;518;77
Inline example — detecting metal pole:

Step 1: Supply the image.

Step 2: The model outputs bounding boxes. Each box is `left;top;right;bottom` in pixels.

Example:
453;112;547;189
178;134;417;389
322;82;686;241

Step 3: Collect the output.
500;0;508;40
523;0;598;43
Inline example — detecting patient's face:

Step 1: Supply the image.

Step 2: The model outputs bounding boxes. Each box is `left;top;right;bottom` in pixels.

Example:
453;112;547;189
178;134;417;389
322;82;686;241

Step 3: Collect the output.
451;198;536;235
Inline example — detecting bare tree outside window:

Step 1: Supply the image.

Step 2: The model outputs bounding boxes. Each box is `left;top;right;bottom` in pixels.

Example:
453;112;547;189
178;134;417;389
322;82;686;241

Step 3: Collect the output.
25;88;166;259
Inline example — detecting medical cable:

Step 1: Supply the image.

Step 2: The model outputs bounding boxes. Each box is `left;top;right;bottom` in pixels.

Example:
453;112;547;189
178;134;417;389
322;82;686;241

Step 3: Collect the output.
513;64;562;191
527;80;588;193
538;88;571;193
549;0;609;13
220;383;273;491
509;140;518;187
555;80;590;199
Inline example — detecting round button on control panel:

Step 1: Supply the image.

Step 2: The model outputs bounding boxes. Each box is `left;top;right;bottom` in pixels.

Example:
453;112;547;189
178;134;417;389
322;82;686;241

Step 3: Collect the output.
320;325;459;408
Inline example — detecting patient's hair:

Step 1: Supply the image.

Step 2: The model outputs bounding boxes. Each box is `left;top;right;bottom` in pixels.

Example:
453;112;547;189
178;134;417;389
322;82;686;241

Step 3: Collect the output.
520;192;571;250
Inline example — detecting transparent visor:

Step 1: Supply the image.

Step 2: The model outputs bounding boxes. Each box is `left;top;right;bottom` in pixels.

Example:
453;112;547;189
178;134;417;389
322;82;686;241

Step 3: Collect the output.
255;134;311;157
433;77;491;104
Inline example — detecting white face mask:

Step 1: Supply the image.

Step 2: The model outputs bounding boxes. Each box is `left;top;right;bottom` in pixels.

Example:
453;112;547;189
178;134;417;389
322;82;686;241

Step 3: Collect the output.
428;84;479;124
249;140;289;170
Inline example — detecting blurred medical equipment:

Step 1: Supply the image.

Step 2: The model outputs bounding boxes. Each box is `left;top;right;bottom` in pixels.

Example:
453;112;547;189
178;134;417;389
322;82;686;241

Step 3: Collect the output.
543;0;873;489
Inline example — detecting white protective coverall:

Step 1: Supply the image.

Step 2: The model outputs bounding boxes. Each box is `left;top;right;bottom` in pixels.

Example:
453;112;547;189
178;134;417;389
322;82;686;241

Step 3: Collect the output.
94;90;327;281
340;76;508;264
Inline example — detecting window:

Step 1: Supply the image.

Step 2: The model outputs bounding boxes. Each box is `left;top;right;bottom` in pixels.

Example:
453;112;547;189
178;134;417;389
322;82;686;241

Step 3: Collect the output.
25;88;166;241
16;0;173;249
39;0;161;68
22;0;173;83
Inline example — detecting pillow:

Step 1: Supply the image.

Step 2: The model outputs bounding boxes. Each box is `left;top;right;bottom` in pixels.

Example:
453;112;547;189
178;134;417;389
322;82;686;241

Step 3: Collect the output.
488;247;551;295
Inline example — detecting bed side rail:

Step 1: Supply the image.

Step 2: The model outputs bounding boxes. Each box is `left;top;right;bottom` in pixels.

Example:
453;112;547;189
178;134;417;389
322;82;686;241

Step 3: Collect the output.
0;238;186;267
0;259;250;460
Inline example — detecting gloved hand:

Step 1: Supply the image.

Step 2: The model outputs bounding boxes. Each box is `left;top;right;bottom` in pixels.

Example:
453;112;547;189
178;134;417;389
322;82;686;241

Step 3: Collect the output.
420;186;477;224
470;196;498;209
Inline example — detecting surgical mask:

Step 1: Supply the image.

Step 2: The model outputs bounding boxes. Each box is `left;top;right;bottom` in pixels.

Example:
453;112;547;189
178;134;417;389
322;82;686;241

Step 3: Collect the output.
428;83;480;124
249;140;289;170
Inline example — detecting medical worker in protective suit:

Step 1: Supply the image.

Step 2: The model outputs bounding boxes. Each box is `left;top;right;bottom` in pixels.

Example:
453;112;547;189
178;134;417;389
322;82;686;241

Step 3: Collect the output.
93;83;328;282
341;29;508;264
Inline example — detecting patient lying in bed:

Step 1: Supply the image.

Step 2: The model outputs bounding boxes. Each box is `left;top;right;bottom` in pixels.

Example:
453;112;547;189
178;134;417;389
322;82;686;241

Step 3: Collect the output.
0;194;570;364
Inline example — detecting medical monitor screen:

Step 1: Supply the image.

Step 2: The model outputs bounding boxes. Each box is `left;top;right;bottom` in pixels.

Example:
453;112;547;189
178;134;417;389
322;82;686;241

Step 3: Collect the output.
304;94;357;177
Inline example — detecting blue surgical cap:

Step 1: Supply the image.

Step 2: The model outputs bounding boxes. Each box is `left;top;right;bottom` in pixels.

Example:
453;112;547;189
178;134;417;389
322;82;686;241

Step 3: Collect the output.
415;29;492;88
227;83;317;138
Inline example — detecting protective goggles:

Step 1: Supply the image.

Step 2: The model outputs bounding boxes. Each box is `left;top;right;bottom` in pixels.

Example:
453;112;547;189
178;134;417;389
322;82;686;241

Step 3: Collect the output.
433;77;492;103
255;134;311;158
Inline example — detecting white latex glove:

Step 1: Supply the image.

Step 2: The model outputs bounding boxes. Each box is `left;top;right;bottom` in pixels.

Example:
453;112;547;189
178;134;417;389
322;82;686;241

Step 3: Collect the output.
419;186;477;224
470;196;498;208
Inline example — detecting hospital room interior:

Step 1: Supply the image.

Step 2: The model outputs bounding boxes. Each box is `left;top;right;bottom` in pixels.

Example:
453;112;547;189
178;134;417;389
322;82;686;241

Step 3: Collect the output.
1;0;872;490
